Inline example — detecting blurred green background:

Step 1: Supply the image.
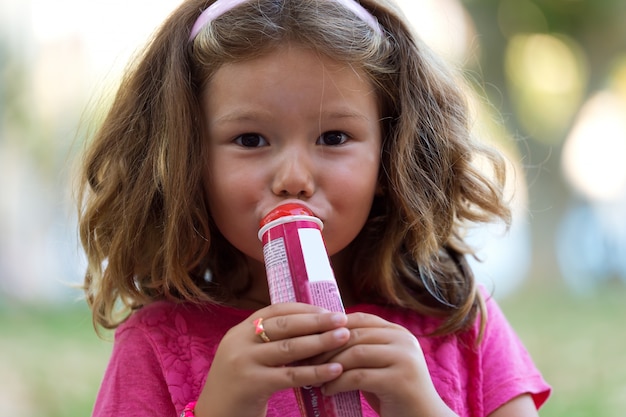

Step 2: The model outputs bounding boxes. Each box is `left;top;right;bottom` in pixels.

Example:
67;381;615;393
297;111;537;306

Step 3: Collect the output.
1;0;625;416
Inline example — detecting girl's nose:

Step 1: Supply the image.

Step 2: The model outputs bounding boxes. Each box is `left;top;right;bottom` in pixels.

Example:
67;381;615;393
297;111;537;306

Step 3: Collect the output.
271;148;315;198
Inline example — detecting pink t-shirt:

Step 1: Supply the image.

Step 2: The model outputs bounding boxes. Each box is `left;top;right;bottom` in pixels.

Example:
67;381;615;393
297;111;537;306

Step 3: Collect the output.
92;293;550;417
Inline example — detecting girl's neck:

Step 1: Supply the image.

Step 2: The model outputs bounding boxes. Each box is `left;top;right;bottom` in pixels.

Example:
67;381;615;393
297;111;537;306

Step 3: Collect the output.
330;250;358;307
229;259;271;310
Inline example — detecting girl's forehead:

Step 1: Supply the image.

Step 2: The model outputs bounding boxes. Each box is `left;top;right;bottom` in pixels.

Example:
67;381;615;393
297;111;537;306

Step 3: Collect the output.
202;44;381;129
203;41;370;86
207;44;375;97
211;44;372;88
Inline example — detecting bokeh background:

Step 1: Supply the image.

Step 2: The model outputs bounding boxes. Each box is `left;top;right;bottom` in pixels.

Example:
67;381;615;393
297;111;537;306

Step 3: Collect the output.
1;0;625;416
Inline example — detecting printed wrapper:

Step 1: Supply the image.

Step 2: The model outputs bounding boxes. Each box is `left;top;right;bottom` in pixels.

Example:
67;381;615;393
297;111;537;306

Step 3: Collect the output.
259;209;363;417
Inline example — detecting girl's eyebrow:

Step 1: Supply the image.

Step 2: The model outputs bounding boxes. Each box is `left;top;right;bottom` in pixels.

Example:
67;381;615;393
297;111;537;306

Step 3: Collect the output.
212;108;372;126
211;109;274;126
323;109;372;121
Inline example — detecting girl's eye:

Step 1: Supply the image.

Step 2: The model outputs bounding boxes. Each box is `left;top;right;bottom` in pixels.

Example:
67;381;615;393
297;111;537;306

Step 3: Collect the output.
317;131;348;146
234;133;268;147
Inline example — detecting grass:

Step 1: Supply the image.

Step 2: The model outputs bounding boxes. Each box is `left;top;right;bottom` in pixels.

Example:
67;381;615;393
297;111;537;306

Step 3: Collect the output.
499;281;626;417
0;302;111;417
1;282;624;417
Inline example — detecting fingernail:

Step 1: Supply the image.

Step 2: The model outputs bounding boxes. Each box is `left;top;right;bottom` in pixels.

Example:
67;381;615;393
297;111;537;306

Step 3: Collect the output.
332;328;349;340
330;313;347;325
328;363;342;374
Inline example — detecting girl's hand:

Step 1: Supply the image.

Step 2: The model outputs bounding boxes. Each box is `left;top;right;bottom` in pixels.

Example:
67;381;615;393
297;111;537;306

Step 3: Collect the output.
319;313;457;417
194;302;350;417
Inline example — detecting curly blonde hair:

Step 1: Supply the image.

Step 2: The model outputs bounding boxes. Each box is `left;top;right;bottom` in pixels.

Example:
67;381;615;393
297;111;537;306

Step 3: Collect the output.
77;0;511;335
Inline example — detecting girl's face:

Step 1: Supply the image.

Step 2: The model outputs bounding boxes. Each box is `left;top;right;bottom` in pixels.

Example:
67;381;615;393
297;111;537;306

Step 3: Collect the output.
202;44;382;272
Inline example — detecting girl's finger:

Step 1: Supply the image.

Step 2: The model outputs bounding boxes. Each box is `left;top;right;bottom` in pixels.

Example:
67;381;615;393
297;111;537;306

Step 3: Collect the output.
309;325;418;365
259;326;351;367
253;302;329;318
325;343;400;371
322;367;391;397
344;312;402;330
267;362;344;390
252;311;348;343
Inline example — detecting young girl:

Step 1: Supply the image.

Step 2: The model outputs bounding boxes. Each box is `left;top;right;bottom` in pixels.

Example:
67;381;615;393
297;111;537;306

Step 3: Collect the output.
77;0;551;416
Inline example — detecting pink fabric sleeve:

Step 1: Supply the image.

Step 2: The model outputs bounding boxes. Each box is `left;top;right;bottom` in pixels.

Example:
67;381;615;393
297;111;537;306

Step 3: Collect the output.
92;325;177;417
480;293;551;415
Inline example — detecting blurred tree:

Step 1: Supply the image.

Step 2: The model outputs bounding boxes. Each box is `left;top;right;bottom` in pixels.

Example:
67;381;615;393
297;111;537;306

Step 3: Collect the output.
462;0;626;285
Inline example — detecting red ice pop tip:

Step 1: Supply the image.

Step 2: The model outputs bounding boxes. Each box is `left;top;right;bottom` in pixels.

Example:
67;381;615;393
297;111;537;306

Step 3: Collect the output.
260;203;314;227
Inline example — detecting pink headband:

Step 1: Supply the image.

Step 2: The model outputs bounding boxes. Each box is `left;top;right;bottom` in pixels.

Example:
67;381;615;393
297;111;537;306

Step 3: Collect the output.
189;0;382;41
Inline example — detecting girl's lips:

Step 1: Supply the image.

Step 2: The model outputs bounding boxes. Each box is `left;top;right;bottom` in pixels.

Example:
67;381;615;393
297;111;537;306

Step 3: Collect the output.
259;201;321;227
